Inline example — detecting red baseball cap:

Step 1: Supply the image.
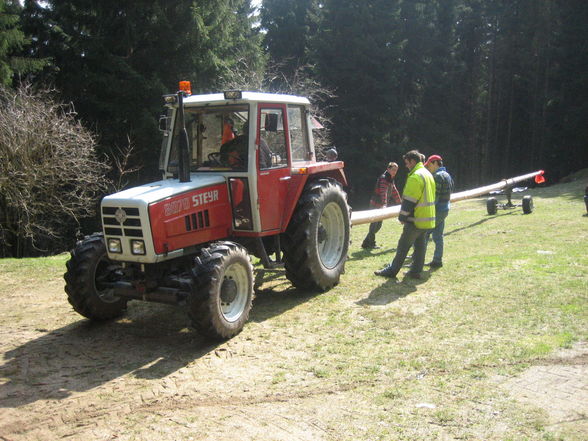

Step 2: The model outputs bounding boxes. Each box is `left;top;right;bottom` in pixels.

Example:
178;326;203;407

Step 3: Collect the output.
424;154;442;166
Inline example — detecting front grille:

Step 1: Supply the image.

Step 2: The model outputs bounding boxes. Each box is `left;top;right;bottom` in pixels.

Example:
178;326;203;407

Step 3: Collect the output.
102;206;143;238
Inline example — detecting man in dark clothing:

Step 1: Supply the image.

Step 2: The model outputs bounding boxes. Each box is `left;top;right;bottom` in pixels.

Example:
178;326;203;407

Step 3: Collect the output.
361;162;401;249
424;154;454;268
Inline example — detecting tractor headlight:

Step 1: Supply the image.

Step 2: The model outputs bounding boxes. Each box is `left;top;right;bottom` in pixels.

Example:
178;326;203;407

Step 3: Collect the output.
131;240;146;255
107;238;122;254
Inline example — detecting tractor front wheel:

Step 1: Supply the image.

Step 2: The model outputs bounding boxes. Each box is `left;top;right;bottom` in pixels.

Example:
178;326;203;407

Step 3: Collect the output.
282;179;350;291
190;242;254;339
64;233;128;320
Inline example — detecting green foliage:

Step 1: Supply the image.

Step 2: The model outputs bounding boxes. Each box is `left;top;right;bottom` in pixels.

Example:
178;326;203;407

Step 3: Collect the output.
260;0;320;81
300;0;588;205
0;0;46;86
20;0;265;176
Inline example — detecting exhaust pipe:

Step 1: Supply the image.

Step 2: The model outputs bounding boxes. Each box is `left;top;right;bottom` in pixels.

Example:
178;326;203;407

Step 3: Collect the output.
177;91;191;183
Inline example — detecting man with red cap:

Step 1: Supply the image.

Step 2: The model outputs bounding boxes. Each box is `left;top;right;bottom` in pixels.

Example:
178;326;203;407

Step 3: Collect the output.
424;154;454;268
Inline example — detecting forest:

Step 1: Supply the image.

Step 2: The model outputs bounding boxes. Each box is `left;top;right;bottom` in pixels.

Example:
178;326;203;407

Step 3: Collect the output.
0;0;587;256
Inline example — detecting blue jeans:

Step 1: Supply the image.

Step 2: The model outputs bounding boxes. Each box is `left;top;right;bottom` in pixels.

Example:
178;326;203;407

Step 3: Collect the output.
386;222;430;275
425;209;449;263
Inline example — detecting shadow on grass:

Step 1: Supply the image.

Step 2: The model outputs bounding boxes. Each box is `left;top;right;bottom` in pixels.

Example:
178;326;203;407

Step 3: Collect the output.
357;272;429;306
248;269;322;323
347;247;397;262
444;210;515;236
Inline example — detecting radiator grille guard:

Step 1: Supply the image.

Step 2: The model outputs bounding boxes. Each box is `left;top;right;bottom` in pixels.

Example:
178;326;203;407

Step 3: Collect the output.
100;204;163;263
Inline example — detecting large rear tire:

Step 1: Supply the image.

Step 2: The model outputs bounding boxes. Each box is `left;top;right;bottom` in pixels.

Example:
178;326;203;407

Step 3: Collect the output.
282;179;350;291
64;233;127;320
190;242;254;339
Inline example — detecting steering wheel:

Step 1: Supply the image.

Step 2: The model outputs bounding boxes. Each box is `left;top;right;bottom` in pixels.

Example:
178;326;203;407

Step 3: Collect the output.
207;152;223;166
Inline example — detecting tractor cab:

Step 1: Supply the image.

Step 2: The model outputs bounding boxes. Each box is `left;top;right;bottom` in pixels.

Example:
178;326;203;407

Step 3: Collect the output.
159;88;317;235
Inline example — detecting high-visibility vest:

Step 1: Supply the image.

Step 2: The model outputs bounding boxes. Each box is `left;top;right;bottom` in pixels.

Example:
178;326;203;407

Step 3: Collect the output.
403;163;436;229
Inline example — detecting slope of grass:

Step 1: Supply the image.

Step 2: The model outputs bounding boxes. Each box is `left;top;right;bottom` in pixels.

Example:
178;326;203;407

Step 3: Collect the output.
257;176;587;440
0;177;586;440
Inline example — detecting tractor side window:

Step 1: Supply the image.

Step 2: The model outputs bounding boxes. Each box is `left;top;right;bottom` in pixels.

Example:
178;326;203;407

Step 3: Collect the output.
259;108;288;170
287;106;310;162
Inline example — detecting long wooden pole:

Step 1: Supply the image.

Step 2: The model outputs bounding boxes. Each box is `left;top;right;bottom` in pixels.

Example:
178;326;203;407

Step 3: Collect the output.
350;170;544;226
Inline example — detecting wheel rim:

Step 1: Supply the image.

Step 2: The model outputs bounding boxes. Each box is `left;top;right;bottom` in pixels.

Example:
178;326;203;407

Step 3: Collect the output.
219;261;250;322
317;201;346;269
93;256;122;303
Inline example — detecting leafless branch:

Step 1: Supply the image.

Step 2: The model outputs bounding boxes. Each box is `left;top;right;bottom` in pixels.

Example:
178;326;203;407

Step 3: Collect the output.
0;84;112;256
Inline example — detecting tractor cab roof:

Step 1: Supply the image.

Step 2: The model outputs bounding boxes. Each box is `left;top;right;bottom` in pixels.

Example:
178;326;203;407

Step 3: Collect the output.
182;91;311;107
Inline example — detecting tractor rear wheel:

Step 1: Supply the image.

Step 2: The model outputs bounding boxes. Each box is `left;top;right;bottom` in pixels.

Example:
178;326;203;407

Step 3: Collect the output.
522;195;534;214
486;197;498;215
64;233;128;320
282;179;350;291
190;242;254;339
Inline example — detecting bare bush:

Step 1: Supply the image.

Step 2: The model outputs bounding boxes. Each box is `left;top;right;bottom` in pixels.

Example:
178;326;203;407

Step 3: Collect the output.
0;84;111;257
263;62;337;157
221;58;337;158
107;138;142;193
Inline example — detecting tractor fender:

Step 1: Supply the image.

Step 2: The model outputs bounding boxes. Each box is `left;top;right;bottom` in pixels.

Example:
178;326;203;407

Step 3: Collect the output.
281;162;347;231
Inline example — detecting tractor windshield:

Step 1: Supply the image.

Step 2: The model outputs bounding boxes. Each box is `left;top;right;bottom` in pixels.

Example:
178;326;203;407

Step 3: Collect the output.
167;105;250;173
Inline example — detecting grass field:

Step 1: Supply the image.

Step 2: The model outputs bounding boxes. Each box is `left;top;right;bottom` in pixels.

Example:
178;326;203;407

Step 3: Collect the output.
0;174;586;440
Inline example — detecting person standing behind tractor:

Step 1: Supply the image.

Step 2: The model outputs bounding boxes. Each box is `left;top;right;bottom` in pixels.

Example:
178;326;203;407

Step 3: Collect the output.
374;150;436;279
361;162;401;249
423;154;454;268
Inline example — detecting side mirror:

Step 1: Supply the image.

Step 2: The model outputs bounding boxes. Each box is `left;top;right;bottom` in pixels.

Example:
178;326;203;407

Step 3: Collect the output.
159;115;171;132
325;148;338;161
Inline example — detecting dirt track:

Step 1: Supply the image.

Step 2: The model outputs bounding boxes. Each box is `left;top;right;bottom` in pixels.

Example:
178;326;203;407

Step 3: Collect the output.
1;262;586;440
0;272;367;441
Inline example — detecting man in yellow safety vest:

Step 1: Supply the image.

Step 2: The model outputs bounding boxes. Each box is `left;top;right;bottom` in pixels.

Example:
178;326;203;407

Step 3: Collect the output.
374;150;436;279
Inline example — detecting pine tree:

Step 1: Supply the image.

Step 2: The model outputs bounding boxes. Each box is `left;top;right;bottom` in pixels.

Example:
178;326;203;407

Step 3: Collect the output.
0;0;45;86
260;0;320;83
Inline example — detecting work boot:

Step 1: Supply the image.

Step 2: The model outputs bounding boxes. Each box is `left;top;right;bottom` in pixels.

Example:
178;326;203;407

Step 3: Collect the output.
427;261;443;269
361;241;379;250
374;266;397;278
406;272;422;280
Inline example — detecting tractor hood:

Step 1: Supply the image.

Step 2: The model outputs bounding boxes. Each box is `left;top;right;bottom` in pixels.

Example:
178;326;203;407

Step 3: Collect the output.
100;174;232;264
103;175;226;206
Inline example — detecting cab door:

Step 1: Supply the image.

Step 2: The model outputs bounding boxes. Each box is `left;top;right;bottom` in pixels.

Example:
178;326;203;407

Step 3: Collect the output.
256;104;290;232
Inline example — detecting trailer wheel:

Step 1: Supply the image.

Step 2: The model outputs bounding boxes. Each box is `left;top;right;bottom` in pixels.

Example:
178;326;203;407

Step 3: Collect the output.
522;195;534;214
486;197;498;215
282;179;350;291
190;242;254;339
64;233;127;320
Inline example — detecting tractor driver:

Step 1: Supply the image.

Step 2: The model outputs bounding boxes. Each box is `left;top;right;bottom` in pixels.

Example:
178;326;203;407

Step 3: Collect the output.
220;123;248;170
221;141;246;170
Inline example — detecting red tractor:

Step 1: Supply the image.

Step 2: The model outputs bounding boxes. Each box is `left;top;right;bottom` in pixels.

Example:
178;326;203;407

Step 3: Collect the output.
64;84;350;339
